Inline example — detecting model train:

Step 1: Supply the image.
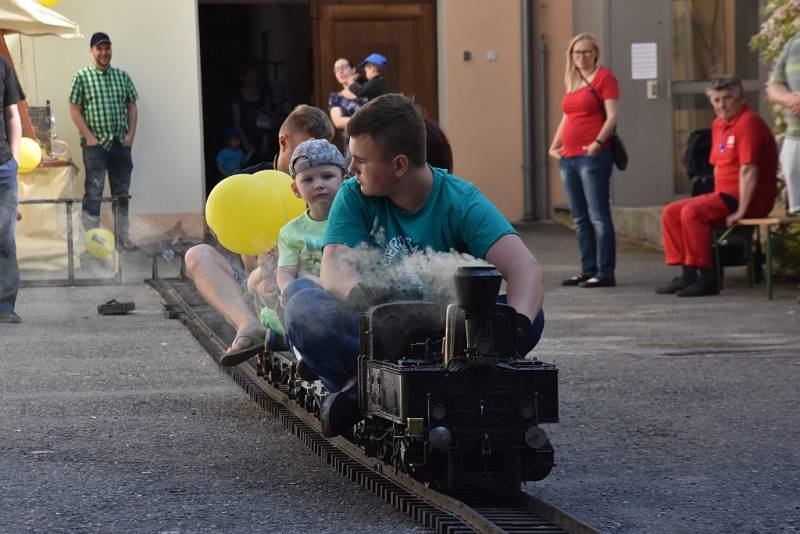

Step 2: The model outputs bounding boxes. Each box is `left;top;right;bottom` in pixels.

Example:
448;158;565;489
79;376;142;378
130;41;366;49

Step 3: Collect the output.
258;266;558;491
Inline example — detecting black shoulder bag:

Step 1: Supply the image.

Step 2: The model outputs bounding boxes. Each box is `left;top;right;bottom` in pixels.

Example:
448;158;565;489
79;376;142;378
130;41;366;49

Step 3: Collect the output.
579;70;628;171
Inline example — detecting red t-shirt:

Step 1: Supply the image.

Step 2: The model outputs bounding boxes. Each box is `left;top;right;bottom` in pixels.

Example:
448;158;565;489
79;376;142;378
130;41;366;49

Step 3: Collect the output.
709;105;777;216
560;66;620;157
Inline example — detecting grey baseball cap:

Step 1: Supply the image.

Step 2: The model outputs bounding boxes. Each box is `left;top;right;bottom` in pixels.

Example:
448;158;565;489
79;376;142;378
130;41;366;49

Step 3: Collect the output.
289;138;347;178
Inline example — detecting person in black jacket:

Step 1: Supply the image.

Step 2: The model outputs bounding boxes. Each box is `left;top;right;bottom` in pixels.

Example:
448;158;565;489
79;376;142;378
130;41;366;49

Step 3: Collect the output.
347;53;387;101
0;55;24;324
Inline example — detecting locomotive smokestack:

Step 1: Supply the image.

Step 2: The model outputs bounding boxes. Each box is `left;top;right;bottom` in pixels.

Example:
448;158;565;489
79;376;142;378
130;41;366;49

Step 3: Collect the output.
453;266;502;311
452;266;502;357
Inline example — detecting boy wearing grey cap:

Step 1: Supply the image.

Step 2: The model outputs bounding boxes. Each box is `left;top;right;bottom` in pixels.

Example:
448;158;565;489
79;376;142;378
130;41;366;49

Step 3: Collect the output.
275;139;346;294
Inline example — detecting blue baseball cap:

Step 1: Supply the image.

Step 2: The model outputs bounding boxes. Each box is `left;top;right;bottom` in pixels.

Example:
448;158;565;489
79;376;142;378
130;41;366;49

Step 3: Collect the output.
359;53;388;69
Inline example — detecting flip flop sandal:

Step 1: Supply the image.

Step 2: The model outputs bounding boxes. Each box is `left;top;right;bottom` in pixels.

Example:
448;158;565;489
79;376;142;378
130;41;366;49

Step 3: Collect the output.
220;329;267;367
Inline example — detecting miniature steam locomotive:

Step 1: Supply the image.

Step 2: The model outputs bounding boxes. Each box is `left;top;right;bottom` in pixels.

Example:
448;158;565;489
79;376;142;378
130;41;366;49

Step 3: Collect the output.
261;266;558;491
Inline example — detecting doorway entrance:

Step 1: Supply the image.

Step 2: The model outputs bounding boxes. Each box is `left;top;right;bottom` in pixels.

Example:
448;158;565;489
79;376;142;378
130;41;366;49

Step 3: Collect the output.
197;1;312;198
197;0;438;200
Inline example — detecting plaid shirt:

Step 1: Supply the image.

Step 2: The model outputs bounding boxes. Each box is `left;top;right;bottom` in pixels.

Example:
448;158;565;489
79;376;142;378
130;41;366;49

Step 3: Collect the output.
68;64;138;150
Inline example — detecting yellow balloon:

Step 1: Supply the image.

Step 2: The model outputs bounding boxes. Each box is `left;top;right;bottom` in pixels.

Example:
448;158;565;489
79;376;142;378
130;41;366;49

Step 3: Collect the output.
18;138;42;174
206;173;286;255
254;169;307;221
85;228;115;259
38;0;61;7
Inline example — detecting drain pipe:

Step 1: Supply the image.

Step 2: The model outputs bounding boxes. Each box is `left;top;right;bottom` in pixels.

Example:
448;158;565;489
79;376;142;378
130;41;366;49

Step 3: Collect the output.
521;0;536;220
537;34;549;219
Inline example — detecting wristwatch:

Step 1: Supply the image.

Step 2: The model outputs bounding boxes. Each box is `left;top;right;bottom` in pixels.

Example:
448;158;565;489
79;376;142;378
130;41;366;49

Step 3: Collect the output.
595;138;604;146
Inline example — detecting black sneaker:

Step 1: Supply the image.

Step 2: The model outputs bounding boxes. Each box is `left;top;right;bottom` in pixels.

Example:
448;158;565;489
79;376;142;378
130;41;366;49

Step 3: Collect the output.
319;378;361;438
656;276;693;294
579;277;616;288
676;281;720;297
676;269;719;297
561;274;594;286
0;312;22;324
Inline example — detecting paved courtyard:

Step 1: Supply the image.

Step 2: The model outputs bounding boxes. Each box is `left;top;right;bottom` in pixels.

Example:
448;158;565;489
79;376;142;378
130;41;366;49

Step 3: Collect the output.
1;222;798;533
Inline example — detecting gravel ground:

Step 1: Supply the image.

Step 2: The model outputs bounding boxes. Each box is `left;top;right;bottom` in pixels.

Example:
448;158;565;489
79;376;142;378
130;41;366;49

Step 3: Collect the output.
2;224;798;533
519;223;800;534
0;254;426;533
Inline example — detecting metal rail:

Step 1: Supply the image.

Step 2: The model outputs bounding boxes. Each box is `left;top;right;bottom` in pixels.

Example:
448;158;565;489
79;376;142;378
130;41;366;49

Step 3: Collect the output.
148;276;599;534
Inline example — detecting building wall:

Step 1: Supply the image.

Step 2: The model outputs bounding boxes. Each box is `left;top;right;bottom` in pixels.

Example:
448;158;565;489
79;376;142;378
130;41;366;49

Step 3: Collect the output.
437;0;524;221
10;0;205;239
532;0;574;210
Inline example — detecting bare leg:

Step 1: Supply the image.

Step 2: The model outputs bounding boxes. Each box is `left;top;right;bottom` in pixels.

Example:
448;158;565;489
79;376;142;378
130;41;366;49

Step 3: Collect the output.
184;244;263;352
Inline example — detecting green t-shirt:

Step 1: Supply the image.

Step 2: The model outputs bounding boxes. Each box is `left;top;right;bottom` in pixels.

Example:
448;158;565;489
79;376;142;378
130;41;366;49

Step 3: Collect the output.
770;34;800;139
277;210;328;274
323;166;517;263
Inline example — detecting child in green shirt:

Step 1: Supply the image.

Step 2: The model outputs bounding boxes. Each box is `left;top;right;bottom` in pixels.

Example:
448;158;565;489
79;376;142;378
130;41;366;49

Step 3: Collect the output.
259;138;347;344
277;138;347;291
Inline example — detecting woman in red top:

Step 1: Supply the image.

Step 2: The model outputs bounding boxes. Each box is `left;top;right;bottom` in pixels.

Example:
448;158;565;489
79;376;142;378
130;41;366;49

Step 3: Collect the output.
549;33;620;288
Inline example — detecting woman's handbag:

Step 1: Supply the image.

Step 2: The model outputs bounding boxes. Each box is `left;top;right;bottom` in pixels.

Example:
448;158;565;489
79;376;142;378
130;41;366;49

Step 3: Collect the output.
607;132;628;171
581;72;628;171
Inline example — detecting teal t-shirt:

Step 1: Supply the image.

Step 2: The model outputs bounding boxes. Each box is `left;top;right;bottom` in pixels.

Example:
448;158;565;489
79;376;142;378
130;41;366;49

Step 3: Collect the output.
323;166;517;263
277;210;328;274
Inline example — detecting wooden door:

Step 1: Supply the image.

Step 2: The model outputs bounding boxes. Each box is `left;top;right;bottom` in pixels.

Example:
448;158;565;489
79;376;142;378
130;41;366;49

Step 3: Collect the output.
311;1;437;119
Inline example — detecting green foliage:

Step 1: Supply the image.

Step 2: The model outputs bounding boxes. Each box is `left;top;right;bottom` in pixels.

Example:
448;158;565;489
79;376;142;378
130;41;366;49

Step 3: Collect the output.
750;1;800;281
750;0;800;135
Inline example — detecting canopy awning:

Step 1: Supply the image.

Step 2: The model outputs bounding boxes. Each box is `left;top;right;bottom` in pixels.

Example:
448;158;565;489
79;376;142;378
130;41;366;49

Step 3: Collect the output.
0;0;80;39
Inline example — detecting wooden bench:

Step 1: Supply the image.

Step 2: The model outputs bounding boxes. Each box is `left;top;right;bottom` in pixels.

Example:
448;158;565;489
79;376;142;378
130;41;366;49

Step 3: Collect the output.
714;217;798;300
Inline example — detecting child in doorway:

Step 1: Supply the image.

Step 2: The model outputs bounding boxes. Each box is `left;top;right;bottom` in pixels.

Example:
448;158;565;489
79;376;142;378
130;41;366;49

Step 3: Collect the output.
258;138;347;352
216;128;249;177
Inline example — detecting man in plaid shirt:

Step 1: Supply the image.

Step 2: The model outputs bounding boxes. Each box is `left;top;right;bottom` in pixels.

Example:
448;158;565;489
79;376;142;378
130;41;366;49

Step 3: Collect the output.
69;32;139;251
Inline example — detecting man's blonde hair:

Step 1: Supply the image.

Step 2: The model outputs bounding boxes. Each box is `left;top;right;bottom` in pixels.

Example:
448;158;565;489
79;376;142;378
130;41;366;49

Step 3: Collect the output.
280;105;335;141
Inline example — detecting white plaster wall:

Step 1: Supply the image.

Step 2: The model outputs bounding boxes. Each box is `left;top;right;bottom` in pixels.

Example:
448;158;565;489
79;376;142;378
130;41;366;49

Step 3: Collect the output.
8;0;205;232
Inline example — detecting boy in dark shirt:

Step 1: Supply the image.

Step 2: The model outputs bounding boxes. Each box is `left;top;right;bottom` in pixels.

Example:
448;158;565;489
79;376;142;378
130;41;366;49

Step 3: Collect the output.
348;53;387;101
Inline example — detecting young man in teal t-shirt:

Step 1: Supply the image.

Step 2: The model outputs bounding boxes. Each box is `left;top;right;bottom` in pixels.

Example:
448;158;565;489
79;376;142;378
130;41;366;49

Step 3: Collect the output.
282;94;546;438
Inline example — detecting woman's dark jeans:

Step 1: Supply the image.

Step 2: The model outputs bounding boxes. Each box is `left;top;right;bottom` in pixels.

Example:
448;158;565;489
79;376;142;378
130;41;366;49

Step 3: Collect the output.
559;150;616;281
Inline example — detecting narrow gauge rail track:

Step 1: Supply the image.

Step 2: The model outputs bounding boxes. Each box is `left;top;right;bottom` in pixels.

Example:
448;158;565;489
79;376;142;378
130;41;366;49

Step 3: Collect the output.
148;275;598;534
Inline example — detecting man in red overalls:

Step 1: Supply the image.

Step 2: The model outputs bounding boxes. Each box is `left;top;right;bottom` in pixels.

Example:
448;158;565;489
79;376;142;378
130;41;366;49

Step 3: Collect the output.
657;76;777;297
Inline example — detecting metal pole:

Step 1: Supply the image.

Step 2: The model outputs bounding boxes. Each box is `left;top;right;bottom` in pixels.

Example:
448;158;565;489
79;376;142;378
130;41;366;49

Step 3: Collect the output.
538;34;549;219
112;196;122;284
521;0;536;220
66;200;75;284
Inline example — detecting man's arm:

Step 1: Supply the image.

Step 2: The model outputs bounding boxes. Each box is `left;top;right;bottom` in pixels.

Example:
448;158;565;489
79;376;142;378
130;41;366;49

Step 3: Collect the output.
726;164;758;227
320;244;361;301
349;77;384;100
69;103;98;145
766;82;800;117
4;104;21;161
124;101;138;146
484;234;543;322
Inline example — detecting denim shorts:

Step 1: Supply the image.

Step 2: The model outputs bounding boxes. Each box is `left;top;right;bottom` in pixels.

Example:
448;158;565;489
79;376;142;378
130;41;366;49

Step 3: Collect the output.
228;258;247;292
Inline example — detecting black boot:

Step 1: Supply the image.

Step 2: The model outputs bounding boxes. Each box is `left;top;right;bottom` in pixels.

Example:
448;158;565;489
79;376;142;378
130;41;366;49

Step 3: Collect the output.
676;268;719;297
320;377;362;438
656;266;697;294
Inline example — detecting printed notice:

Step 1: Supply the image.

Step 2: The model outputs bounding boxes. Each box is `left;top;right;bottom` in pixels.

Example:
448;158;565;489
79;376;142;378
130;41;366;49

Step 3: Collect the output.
631;42;657;80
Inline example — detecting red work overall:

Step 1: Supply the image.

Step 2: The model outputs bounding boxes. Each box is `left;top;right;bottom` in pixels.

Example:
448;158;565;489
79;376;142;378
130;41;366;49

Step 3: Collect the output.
661;105;777;269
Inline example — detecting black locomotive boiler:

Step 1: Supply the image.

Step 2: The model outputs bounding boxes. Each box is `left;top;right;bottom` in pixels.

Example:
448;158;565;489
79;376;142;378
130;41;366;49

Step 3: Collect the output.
263;265;558;491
